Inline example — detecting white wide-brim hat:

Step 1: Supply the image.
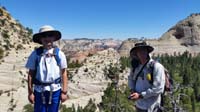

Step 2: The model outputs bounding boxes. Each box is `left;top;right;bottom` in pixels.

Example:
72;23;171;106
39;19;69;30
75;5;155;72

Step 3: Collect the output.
33;25;61;44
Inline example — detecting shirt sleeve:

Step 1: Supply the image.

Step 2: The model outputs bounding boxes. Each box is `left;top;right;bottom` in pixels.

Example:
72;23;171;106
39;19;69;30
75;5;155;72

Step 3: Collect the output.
128;68;135;92
25;50;37;70
141;62;165;99
59;51;67;69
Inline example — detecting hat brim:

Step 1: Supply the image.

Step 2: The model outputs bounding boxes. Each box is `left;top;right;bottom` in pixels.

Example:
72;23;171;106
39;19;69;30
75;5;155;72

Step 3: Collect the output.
33;30;61;44
130;45;154;55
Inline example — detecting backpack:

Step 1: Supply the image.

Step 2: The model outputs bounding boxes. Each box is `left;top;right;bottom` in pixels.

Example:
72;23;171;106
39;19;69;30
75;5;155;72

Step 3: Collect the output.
149;61;173;92
149;61;173;110
33;46;61;85
132;60;173;111
35;46;61;67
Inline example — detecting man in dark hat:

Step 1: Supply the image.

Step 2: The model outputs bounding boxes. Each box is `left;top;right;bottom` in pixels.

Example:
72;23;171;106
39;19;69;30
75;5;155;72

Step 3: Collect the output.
25;25;68;112
128;41;165;112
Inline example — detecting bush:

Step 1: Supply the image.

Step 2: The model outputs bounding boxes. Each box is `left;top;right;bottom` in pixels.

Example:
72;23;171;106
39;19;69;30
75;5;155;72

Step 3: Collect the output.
0;90;3;96
0;19;5;26
0;47;4;59
68;59;83;68
16;44;24;50
98;84;135;112
84;68;88;72
3;40;11;50
26;27;33;35
23;104;33;112
2;30;10;39
83;99;97;112
60;104;76;112
67;71;73;81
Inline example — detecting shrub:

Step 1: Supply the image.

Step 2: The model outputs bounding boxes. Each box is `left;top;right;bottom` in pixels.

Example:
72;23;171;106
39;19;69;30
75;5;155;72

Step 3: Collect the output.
84;68;88;72
0;48;4;59
60;104;76;112
23;104;33;112
2;30;10;39
16;44;24;50
0;90;3;96
26;27;33;35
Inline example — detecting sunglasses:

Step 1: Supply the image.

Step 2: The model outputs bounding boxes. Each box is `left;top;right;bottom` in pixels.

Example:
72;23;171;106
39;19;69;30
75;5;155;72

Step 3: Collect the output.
41;33;54;37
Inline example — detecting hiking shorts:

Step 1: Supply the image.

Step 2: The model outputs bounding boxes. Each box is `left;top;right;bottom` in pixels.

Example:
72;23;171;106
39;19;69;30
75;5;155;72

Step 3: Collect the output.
34;89;61;112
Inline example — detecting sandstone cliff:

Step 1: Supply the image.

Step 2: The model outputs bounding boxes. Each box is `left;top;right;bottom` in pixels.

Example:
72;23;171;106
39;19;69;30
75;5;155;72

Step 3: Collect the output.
118;13;200;57
0;7;37;111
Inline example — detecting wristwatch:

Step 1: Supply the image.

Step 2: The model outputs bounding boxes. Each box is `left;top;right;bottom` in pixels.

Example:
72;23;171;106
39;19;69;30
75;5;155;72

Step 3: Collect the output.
139;94;143;99
61;90;67;95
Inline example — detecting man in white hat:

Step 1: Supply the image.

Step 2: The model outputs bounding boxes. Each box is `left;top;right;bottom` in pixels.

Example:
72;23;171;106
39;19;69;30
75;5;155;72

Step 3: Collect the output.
128;41;165;112
26;25;68;112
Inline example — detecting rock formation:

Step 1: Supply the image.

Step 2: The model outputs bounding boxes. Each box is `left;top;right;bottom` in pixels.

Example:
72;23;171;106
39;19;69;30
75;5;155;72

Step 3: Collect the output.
61;38;122;62
118;13;200;57
0;7;37;111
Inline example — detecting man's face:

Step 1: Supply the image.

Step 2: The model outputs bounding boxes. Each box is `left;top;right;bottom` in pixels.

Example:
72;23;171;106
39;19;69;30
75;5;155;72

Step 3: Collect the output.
136;48;148;60
40;33;55;48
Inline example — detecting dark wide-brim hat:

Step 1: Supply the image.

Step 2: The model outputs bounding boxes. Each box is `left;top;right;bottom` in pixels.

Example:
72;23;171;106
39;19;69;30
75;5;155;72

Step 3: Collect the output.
33;25;61;44
130;41;154;55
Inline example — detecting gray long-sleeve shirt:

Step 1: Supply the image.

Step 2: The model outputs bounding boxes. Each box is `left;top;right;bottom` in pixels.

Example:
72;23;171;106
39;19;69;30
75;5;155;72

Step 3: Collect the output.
128;59;165;111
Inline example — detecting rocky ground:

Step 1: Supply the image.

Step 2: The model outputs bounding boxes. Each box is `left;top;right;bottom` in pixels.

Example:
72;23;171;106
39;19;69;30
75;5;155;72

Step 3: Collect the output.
0;45;128;112
0;44;35;112
64;48;128;109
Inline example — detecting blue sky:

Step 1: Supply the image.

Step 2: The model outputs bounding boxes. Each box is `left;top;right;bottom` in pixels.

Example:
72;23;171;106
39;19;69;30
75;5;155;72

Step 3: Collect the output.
1;0;200;40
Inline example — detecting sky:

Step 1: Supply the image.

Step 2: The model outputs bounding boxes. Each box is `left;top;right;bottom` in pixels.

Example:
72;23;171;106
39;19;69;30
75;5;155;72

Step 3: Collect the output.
1;0;200;40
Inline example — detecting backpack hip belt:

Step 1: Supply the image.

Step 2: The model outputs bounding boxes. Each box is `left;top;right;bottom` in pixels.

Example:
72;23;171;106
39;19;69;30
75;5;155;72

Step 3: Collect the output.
34;77;61;86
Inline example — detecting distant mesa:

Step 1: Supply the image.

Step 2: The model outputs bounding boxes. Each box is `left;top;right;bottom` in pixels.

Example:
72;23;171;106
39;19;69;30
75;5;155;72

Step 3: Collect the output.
60;39;122;62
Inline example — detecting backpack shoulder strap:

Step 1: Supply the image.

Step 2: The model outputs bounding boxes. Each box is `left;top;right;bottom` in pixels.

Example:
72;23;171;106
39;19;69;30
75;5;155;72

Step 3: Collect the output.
36;46;44;55
149;60;156;84
53;46;61;67
134;59;150;91
33;46;44;84
35;46;44;67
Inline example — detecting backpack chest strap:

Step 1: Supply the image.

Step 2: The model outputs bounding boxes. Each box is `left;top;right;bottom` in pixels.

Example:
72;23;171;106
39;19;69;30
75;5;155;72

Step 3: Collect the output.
45;53;55;57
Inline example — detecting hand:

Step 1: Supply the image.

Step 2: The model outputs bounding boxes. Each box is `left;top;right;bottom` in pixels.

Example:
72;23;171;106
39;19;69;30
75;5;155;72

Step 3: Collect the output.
129;92;140;100
61;93;68;103
28;93;35;104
